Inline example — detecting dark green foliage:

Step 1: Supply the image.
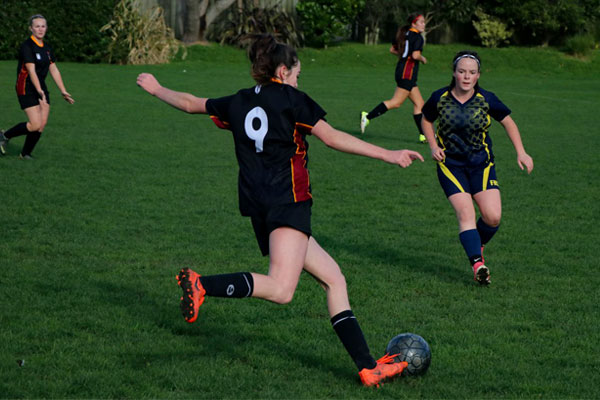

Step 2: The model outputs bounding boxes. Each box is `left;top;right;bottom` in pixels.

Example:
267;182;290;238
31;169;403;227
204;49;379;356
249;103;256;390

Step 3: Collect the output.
563;34;596;58
210;3;303;48
0;0;117;63
296;0;365;47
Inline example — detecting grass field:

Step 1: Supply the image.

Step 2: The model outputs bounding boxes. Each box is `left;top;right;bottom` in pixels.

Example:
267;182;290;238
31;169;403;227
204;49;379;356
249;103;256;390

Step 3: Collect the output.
1;43;599;398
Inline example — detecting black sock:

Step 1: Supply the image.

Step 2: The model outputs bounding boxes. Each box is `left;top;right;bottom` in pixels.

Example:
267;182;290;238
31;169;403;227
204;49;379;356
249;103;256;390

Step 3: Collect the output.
331;310;377;371
413;113;424;135
199;272;254;298
366;102;388;120
4;122;30;139
21;131;41;156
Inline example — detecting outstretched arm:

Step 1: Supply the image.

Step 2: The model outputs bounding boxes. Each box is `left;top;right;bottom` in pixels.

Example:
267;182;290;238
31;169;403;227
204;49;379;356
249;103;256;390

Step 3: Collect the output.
49;63;74;104
137;73;207;114
500;115;534;174
311;119;424;168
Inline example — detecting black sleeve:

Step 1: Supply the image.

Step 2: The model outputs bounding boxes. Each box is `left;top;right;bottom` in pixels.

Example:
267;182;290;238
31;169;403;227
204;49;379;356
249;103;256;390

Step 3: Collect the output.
293;91;327;134
21;41;36;64
410;33;424;53
206;95;234;130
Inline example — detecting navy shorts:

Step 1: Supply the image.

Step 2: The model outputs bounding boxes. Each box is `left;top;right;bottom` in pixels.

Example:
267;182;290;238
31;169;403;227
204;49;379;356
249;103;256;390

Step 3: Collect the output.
250;200;312;256
436;160;499;197
18;88;49;110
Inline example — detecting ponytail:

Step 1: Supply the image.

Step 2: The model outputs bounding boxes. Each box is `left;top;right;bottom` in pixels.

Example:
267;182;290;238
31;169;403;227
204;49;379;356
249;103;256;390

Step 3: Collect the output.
395;12;423;48
248;34;298;85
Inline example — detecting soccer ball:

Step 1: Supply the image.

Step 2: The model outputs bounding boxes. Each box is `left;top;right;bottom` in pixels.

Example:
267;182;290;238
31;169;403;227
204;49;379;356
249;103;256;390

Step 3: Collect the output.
385;333;431;376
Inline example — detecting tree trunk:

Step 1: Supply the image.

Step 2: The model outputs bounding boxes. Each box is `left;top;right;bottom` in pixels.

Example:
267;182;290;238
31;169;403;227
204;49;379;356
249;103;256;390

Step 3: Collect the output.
183;0;237;44
183;0;201;43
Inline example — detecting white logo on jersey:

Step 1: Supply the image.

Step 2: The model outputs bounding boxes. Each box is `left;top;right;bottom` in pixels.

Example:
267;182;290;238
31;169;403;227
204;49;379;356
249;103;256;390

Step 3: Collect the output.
244;106;268;153
226;284;235;296
255;85;261;94
36;53;41;60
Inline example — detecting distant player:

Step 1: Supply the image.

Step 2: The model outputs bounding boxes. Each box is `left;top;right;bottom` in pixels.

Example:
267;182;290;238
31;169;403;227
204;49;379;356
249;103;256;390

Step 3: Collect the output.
360;12;428;143
421;50;534;284
137;34;424;387
0;14;74;159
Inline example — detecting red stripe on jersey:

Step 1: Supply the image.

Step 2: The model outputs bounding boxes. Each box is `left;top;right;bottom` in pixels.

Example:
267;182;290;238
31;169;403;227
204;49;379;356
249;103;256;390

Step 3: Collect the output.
402;58;416;80
210;115;230;130
290;124;312;202
16;65;28;95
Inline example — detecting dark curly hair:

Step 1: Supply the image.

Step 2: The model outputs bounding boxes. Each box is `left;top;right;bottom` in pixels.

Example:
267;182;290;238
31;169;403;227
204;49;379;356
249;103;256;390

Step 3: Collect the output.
247;34;298;85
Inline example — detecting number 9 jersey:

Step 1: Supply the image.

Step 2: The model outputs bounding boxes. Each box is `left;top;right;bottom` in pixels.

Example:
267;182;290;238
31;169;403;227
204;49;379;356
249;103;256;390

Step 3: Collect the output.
206;80;326;217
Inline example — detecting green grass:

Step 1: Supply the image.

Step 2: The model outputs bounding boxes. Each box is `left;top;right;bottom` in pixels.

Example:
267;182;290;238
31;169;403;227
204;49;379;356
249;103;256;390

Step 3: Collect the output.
1;42;599;398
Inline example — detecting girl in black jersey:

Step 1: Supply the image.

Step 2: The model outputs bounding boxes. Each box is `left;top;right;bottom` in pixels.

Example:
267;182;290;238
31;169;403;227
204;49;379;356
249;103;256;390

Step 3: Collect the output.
421;51;534;285
0;15;74;159
137;34;423;387
360;12;428;143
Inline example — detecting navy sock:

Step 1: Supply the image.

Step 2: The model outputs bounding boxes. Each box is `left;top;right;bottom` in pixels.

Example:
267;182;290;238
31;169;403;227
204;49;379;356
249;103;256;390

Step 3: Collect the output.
199;272;254;298
459;229;482;265
331;310;377;371
477;217;499;245
366;102;388;120
4;122;29;139
413;113;424;135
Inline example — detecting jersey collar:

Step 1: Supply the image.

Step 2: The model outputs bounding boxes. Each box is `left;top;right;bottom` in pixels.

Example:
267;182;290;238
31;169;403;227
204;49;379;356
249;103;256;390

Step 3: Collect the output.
30;35;44;47
271;77;283;84
409;28;419;33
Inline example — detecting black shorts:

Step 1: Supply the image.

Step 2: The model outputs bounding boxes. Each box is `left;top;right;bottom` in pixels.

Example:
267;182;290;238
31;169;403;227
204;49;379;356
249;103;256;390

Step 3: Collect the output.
437;160;499;197
250;200;312;256
394;63;418;91
18;88;49;110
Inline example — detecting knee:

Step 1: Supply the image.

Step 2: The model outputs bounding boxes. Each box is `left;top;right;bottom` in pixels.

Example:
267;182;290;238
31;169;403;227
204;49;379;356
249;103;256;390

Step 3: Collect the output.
27;121;42;132
482;213;501;228
327;270;347;292
386;100;401;109
271;285;296;305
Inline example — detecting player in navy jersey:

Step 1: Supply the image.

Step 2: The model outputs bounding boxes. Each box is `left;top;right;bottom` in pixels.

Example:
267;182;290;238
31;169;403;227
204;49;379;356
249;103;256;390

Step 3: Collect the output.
421;50;534;285
0;14;74;159
360;12;428;143
137;34;424;387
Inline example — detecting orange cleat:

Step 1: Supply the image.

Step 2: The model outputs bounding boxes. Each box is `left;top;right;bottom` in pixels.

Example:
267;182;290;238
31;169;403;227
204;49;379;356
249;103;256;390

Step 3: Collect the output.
473;261;490;285
359;354;408;387
176;268;206;323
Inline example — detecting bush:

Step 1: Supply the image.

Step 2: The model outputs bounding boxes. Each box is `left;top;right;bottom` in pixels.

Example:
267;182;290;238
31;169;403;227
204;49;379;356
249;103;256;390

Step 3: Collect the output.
563;34;596;58
100;0;185;65
0;0;117;63
209;3;302;49
296;0;364;48
472;8;513;48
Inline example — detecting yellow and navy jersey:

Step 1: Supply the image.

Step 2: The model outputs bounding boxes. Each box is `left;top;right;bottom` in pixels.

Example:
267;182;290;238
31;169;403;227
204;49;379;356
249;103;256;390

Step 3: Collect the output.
423;86;511;165
16;36;55;96
206;80;326;216
392;28;424;81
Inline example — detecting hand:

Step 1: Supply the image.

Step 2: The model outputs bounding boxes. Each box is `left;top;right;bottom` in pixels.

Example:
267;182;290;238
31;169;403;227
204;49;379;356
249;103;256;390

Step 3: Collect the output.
421;56;428;64
62;91;75;104
387;149;424;168
38;90;47;104
137;73;161;95
430;146;445;162
517;152;534;174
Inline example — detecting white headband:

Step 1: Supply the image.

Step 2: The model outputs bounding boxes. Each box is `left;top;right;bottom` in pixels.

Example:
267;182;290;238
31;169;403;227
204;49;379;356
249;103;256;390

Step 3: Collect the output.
453;54;480;69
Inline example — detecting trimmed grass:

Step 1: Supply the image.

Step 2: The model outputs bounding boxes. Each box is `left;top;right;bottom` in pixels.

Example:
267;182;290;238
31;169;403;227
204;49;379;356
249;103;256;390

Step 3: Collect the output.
1;43;599;398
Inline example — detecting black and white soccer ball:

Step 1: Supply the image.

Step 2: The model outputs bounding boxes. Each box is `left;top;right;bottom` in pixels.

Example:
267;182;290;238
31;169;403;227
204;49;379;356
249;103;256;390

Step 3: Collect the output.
385;333;431;376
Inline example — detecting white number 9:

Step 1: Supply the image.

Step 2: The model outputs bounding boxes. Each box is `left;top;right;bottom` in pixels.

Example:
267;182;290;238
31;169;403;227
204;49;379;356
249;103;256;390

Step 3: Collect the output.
244;106;268;152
